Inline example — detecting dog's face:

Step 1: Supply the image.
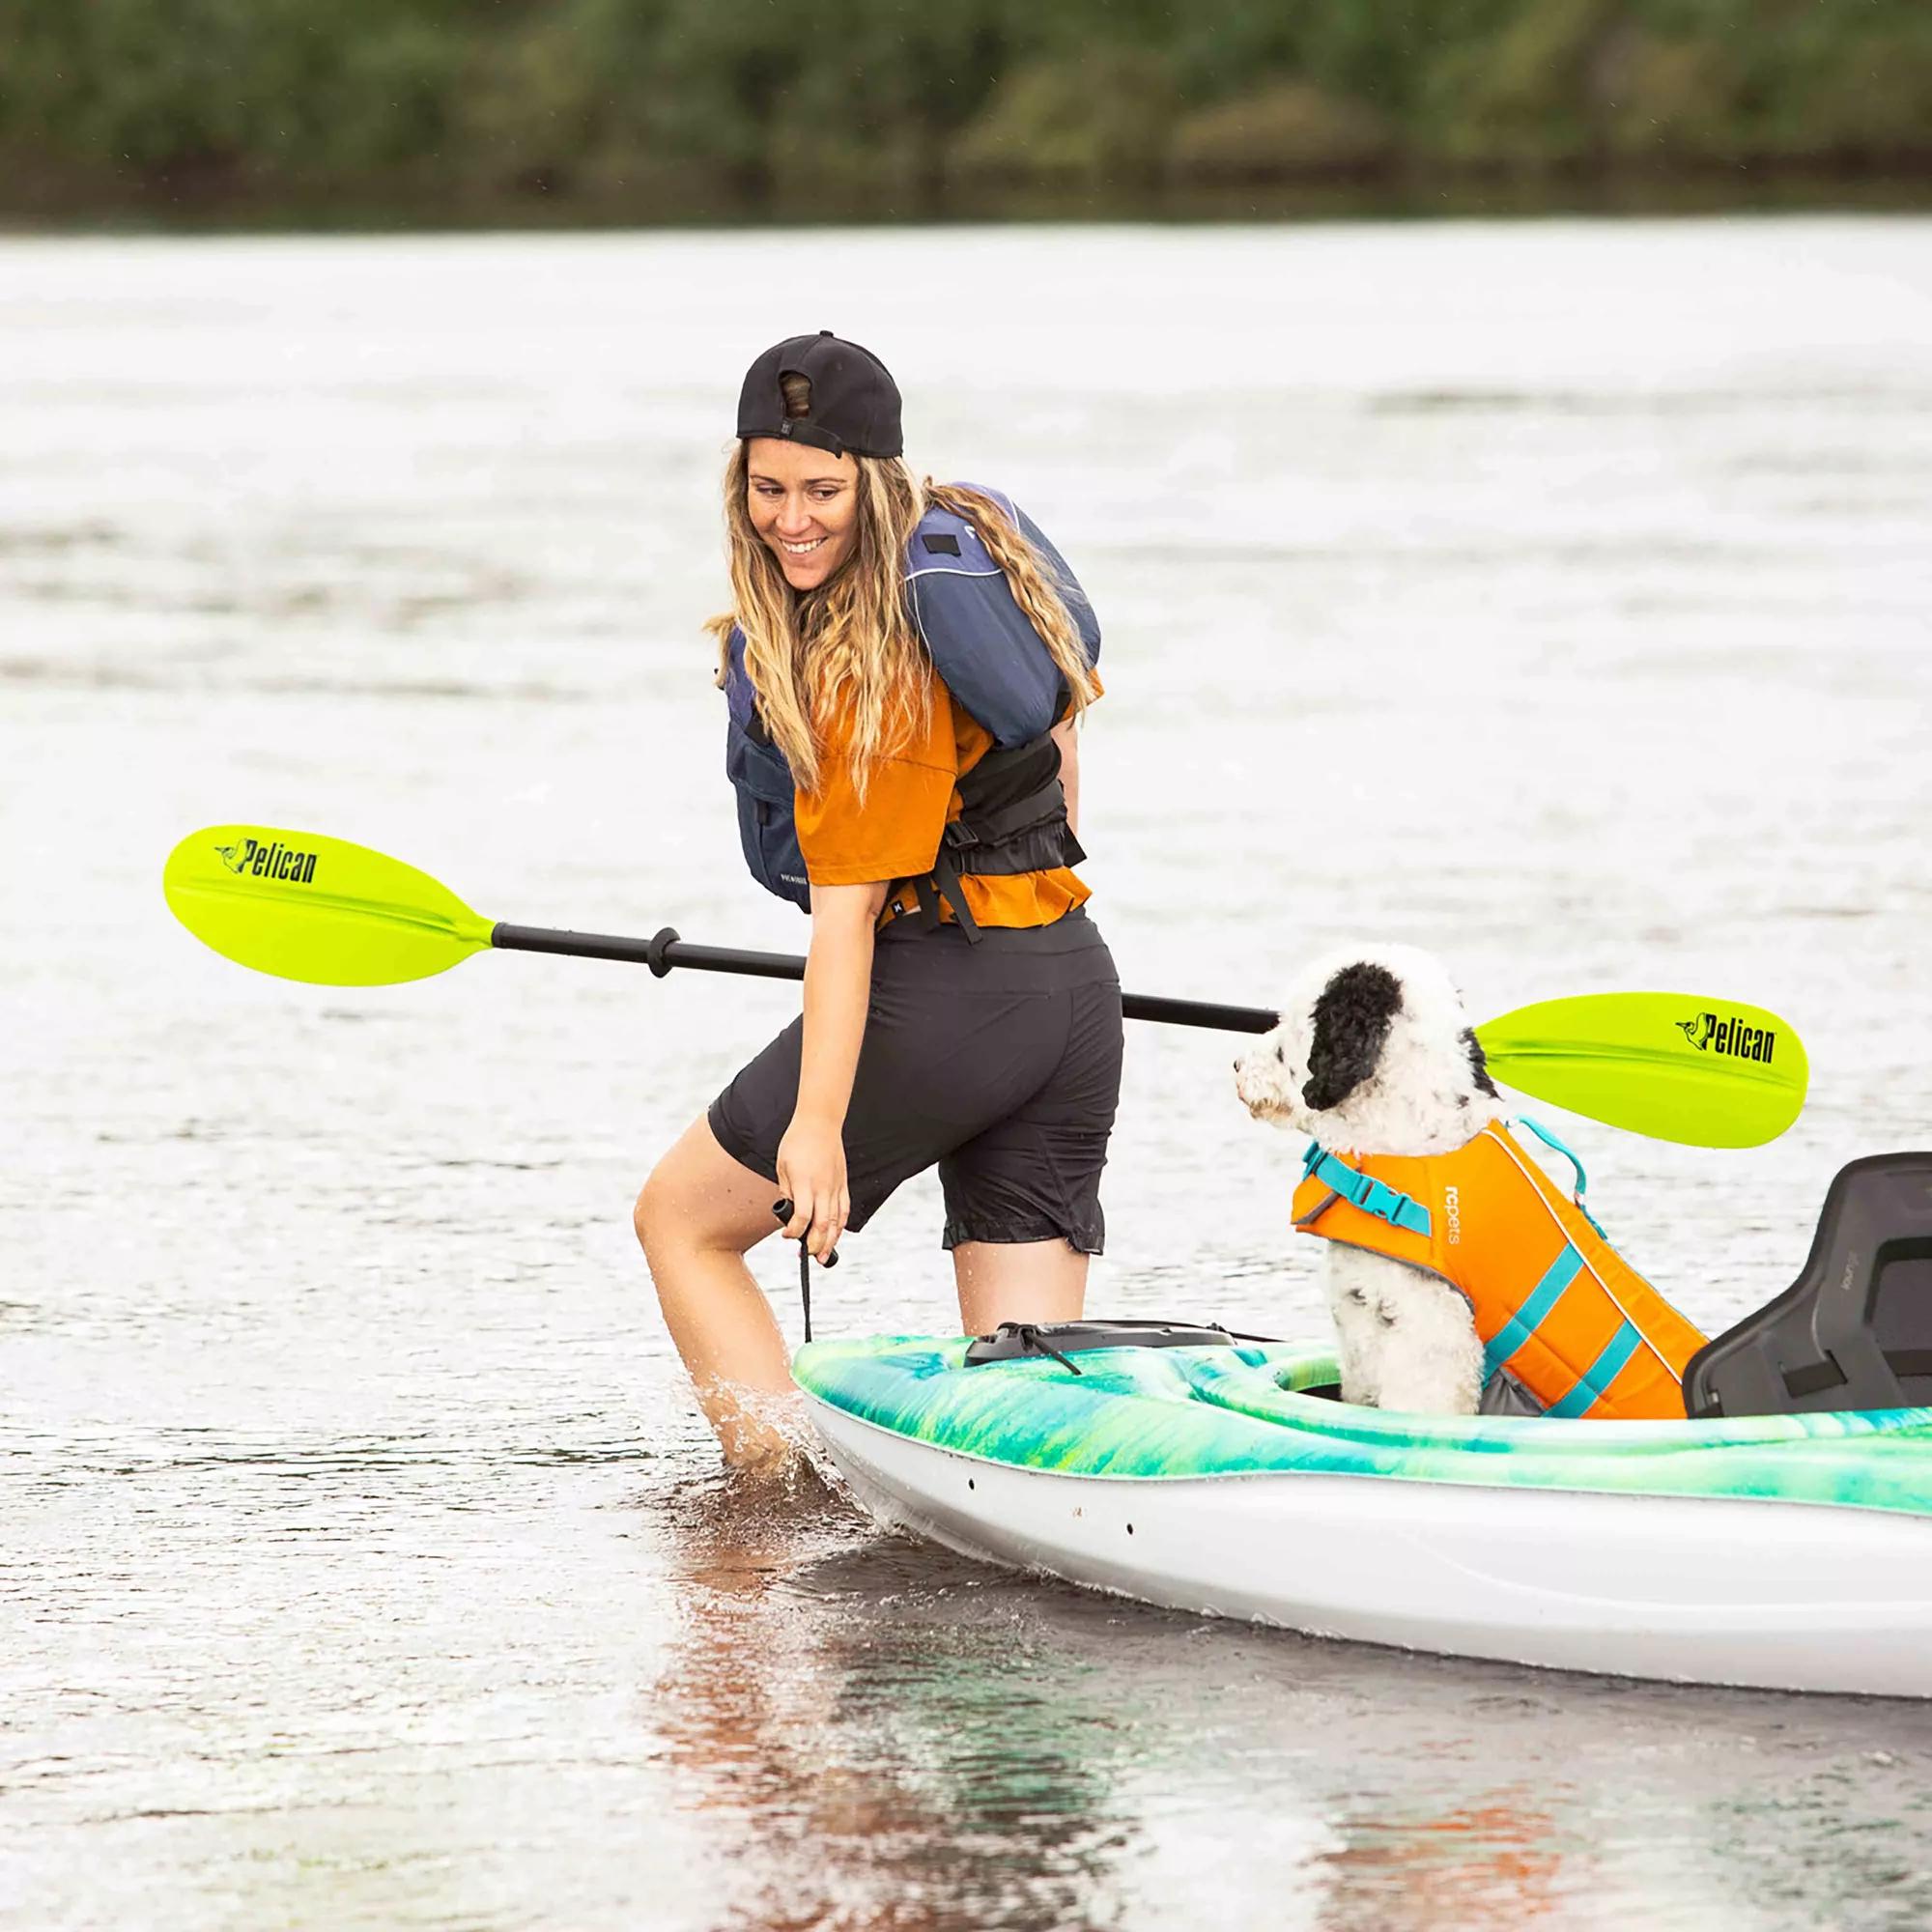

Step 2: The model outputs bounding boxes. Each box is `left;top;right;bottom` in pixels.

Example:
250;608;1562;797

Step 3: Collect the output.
1234;944;1497;1156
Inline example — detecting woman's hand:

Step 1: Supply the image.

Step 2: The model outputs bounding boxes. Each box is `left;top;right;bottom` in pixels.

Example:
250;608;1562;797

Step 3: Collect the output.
776;1109;849;1261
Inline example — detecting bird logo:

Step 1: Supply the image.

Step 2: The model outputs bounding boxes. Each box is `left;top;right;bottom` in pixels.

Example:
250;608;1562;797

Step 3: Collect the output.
1676;1012;1717;1051
214;839;250;874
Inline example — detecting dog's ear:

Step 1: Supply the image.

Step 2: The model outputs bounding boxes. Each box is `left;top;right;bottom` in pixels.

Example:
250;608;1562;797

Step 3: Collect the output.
1302;962;1403;1112
1461;1025;1499;1098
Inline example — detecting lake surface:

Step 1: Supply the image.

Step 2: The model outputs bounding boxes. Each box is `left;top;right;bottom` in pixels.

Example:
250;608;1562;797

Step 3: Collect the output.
4;217;1932;1930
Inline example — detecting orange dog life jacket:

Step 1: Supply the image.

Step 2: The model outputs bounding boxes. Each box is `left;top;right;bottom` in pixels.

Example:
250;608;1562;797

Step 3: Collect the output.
1291;1119;1706;1420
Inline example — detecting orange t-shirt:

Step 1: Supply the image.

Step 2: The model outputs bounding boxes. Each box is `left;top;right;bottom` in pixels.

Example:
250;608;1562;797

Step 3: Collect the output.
793;674;1094;929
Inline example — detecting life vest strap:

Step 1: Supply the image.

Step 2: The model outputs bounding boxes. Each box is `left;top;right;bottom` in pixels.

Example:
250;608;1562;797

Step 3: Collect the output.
913;857;983;943
1513;1114;1588;1200
895;736;1079;945
946;787;1068;850
1510;1115;1612;1238
1298;1145;1433;1237
1481;1241;1583;1383
1543;1321;1644;1419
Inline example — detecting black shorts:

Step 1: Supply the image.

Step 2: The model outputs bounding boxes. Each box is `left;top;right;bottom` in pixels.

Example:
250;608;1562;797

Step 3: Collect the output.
709;911;1123;1251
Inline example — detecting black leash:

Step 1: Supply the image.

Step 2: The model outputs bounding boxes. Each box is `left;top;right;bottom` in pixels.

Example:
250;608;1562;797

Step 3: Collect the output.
772;1199;837;1344
1010;1323;1085;1375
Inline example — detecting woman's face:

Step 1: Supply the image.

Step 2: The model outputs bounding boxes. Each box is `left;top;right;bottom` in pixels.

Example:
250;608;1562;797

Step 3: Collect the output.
744;438;860;591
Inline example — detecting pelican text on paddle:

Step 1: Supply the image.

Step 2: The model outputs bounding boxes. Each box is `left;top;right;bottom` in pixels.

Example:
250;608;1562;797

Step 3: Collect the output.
1676;1011;1776;1065
217;837;319;884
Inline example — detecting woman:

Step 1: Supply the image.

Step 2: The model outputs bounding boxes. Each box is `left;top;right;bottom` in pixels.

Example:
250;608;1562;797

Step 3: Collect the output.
635;331;1122;1471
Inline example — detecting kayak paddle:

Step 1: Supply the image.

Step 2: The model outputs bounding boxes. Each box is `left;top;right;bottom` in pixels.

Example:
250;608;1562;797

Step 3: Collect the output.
163;825;1808;1148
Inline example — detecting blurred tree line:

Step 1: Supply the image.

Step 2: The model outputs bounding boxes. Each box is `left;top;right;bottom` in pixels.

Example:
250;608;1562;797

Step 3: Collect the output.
1;0;1927;220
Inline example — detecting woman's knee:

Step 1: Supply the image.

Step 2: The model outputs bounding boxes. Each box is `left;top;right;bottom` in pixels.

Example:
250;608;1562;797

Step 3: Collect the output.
634;1153;698;1262
632;1164;665;1254
633;1121;770;1264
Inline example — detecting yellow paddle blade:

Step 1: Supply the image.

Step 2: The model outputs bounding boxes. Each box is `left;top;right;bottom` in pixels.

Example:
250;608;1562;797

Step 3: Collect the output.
1476;992;1808;1150
162;825;496;986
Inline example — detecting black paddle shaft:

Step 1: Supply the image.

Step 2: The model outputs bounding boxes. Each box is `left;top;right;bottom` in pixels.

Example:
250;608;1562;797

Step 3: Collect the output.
490;922;1279;1036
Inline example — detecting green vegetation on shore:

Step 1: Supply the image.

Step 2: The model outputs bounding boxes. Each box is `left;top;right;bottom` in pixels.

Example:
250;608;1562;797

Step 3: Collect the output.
2;0;1927;224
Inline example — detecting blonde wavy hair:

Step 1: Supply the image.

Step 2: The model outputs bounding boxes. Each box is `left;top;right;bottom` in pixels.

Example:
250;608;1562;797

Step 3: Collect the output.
709;385;1096;800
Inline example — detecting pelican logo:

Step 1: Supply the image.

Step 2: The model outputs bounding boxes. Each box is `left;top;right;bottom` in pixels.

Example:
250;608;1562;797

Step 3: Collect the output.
216;836;319;885
1676;1010;1776;1065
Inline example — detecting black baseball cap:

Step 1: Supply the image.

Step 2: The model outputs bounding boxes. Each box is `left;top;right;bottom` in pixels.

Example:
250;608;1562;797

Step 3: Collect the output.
736;330;903;460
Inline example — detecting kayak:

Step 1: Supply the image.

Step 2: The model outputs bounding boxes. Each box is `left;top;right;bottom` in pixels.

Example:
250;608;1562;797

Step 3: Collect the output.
794;1326;1932;1698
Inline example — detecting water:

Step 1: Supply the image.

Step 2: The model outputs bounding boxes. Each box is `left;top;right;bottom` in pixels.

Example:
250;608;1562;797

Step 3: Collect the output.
4;217;1932;1929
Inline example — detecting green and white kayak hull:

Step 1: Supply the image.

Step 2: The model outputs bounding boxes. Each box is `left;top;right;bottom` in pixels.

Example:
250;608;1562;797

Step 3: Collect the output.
794;1335;1932;1698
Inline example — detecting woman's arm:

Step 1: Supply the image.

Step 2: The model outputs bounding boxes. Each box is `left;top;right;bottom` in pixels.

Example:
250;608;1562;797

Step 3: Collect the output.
777;878;889;1260
1051;716;1081;839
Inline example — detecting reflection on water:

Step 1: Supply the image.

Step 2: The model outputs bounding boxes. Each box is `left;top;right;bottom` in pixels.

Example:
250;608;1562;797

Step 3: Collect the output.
1315;1795;1566;1929
641;1475;1932;1932
656;1479;1131;1932
6;216;1932;1927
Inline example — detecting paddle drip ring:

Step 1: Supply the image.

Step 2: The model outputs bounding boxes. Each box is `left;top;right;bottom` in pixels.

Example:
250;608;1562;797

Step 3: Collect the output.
644;926;680;978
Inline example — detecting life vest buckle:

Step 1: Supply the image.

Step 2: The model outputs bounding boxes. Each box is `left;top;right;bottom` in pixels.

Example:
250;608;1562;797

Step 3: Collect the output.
1304;1146;1432;1236
1342;1171;1391;1216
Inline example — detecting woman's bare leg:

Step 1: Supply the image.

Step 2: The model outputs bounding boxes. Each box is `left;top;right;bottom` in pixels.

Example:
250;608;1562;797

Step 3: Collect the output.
635;1116;797;1471
951;1238;1090;1337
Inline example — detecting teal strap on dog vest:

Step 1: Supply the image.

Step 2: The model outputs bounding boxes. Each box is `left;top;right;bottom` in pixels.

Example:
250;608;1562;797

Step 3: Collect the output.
1512;1114;1588;1199
1299;1144;1433;1237
1482;1242;1584;1382
1511;1115;1610;1237
1543;1320;1643;1418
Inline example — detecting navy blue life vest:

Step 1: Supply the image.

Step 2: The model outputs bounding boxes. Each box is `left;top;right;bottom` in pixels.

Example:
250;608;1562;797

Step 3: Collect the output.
723;486;1101;932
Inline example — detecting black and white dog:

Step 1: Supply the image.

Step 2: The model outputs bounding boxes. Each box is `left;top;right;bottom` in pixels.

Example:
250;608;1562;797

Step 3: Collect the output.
1234;945;1496;1414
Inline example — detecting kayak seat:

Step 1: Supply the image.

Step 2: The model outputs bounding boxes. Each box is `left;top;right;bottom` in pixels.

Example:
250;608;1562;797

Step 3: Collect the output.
1684;1151;1932;1418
